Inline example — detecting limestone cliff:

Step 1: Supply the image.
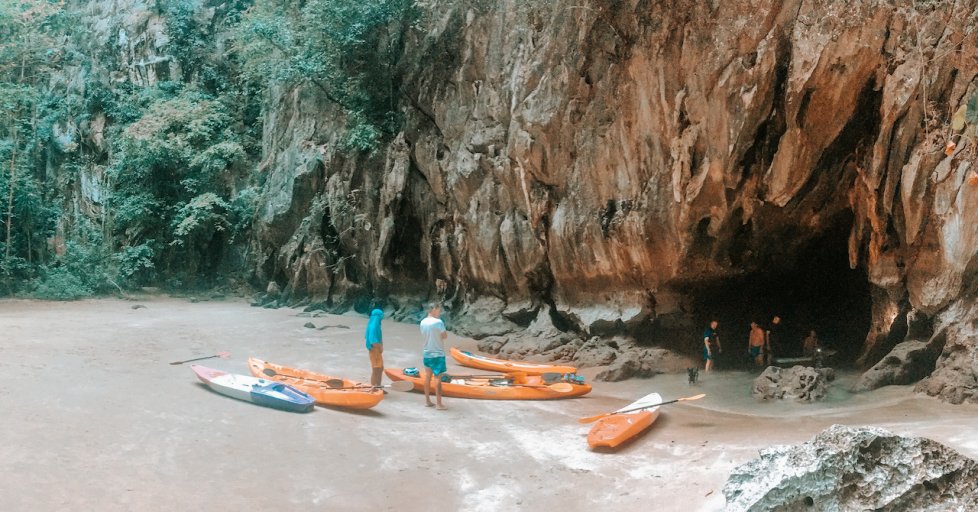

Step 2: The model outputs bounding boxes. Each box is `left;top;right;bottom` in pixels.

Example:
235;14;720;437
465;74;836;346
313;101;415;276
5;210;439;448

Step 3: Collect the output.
73;0;969;401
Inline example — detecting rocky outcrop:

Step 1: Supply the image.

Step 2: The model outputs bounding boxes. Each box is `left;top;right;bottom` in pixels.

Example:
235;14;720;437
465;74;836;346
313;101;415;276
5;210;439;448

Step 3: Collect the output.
915;298;978;404
594;347;695;381
723;424;978;511
751;365;830;401
246;0;978;395
855;334;945;391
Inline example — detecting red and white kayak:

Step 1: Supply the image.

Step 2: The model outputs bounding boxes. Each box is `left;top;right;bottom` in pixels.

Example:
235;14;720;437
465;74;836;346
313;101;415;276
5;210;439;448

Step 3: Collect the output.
587;392;661;449
191;365;315;413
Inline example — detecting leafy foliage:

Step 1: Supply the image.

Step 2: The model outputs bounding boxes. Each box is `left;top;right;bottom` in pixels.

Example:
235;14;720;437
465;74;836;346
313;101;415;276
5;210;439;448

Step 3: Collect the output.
105;85;248;284
235;0;419;150
0;0;424;297
32;266;93;300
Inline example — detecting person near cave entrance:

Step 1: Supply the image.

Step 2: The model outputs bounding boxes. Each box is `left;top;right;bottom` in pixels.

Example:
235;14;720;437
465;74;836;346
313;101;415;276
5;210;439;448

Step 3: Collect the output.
748;321;766;368
765;315;782;365
703;320;721;372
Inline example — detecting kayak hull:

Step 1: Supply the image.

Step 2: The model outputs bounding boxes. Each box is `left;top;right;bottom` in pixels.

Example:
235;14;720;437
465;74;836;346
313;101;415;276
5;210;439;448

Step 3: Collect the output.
450;347;577;375
587;392;662;449
385;368;590;400
191;365;315;413
588;410;659;449
248;358;384;409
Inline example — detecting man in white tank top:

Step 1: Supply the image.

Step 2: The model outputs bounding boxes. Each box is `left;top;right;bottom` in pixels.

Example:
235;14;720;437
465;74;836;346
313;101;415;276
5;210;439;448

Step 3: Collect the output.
420;302;448;410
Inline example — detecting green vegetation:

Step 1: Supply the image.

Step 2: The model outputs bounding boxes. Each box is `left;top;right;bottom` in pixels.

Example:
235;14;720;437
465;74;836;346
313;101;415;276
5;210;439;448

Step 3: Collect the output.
0;0;419;299
235;0;418;151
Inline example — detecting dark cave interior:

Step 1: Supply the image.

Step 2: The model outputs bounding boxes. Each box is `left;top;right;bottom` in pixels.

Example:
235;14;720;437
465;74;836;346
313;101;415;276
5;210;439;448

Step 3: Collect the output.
685;212;872;369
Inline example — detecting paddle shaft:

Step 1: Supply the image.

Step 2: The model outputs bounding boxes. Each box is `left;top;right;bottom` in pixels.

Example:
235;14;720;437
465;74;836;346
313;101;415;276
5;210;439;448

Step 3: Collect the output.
579;394;706;423
261;368;410;391
169;353;228;365
330;381;413;391
440;375;573;393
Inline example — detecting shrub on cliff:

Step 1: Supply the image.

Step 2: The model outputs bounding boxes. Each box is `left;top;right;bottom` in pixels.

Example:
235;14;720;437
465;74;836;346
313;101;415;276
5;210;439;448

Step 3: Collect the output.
234;0;418;150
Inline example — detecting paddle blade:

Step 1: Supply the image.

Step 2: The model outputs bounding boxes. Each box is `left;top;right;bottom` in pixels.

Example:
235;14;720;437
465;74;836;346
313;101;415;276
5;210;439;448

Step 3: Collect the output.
578;393;707;423
217;351;231;359
549;383;574;393
389;381;414;392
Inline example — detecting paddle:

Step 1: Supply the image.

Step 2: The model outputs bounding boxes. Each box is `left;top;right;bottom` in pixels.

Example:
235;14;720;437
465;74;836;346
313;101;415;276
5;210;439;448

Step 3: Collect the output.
521;382;574;393
324;380;414;392
482;378;574;393
260;367;412;392
169;351;230;365
577;393;706;423
446;373;512;380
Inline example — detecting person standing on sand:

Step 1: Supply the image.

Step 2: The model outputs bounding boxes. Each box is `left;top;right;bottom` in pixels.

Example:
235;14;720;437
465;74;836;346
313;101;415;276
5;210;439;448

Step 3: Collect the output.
748;321;766;368
365;304;385;387
420;302;448;410
802;329;821;357
765;315;782;365
703;320;721;372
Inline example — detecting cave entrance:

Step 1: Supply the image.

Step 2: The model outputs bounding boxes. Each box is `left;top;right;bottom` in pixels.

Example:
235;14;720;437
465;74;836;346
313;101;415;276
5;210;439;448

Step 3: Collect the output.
687;212;871;369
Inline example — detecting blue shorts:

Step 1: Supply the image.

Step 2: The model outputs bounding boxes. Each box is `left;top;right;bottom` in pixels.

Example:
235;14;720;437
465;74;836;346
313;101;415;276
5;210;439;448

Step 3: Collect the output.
749;346;762;357
703;348;712;361
423;356;447;376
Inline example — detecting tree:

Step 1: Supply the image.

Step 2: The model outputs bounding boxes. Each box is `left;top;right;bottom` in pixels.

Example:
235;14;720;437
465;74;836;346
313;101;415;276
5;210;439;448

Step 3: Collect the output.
0;0;67;289
234;0;419;150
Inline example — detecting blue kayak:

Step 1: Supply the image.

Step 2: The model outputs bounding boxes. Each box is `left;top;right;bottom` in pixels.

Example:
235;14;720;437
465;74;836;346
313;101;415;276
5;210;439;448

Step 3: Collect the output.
191;364;315;413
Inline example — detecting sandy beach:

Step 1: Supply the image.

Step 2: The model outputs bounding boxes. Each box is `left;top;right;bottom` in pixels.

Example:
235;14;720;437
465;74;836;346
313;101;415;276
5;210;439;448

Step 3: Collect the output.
1;297;976;512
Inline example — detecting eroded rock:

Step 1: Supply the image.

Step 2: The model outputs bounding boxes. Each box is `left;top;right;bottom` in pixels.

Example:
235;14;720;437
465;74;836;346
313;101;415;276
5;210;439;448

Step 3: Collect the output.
751;366;828;401
855;338;943;391
723;424;978;512
596;347;696;382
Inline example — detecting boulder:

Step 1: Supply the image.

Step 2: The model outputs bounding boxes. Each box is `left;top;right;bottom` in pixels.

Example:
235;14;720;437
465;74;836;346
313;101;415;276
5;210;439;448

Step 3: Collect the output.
751;366;828;401
723;424;978;511
596;347;696;381
573;337;619;368
855;339;942;391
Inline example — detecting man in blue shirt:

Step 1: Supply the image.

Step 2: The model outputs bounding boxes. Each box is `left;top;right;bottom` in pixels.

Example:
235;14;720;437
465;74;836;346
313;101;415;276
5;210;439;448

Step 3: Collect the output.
703;320;721;372
365;304;384;386
420;302;448;410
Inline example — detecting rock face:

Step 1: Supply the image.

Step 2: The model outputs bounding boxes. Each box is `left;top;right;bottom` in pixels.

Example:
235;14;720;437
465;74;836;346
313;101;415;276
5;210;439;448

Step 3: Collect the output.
751;366;829;401
723;424;978;511
248;0;978;397
855;335;945;392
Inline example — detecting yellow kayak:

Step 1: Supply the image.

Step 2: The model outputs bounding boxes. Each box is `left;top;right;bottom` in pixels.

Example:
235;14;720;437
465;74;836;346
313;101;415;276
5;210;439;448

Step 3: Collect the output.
248;358;384;409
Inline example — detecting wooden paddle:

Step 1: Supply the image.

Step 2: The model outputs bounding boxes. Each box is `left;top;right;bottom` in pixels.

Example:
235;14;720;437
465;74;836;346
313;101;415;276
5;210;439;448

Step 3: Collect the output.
577;393;706;423
325;380;414;392
519;382;574;393
169;351;230;365
260;367;412;391
480;378;574;393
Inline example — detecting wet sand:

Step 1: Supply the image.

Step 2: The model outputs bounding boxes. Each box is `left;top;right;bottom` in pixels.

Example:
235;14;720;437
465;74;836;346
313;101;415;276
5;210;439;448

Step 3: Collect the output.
1;297;976;511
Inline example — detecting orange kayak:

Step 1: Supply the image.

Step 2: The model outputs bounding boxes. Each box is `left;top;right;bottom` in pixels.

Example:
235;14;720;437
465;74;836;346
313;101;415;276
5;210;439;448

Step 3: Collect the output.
385;367;591;400
248;358;384;409
588;392;662;449
449;346;578;375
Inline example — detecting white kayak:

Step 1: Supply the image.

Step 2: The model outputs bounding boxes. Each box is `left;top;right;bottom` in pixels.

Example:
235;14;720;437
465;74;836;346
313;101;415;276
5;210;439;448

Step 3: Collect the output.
191;364;315;413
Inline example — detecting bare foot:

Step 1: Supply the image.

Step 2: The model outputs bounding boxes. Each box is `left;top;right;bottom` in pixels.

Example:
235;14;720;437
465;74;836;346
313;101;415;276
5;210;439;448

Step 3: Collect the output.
436;404;447;410
425;402;435;407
